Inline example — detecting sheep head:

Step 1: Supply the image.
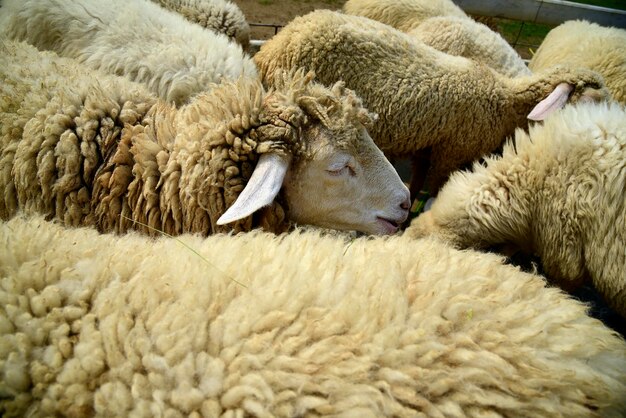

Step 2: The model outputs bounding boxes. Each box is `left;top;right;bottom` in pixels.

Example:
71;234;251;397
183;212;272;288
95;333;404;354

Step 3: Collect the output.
217;70;411;235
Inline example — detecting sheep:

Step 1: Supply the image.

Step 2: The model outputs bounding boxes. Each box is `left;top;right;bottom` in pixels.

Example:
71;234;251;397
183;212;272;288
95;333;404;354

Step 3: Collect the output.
1;214;626;417
0;0;258;106
529;20;626;105
0;39;410;236
406;101;626;319
343;0;467;32
254;10;609;196
149;0;251;50
407;16;531;78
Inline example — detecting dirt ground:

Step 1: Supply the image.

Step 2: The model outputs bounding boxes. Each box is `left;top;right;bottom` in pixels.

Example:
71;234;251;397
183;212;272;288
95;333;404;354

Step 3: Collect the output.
232;0;345;40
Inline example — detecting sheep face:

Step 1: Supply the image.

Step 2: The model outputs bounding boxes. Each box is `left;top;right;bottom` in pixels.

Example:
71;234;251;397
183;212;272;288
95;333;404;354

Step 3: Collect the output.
283;123;410;235
217;73;410;235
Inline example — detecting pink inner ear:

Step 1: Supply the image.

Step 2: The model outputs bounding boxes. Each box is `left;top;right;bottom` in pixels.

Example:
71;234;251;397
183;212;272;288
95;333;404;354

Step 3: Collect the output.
527;83;574;121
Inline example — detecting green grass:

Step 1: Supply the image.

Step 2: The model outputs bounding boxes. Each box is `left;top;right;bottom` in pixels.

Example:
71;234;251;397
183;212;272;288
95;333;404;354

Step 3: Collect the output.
497;19;553;45
568;0;626;10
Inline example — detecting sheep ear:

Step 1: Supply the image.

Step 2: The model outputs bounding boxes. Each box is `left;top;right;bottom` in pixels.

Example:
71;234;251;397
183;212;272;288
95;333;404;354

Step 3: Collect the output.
216;153;291;225
527;83;574;121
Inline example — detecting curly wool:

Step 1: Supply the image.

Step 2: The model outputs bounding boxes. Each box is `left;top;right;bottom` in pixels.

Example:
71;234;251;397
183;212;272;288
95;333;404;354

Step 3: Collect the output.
2;215;626;417
254;10;608;191
0;0;257;106
0;39;372;235
529;20;626;105
408;16;531;78
406;101;626;318
150;0;251;49
343;0;467;32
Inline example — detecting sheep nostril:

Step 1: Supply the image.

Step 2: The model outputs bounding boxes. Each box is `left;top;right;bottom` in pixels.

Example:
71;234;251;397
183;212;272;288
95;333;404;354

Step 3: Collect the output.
400;197;411;211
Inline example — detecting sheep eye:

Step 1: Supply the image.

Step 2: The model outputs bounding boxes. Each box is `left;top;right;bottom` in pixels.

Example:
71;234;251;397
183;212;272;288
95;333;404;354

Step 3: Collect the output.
326;164;356;177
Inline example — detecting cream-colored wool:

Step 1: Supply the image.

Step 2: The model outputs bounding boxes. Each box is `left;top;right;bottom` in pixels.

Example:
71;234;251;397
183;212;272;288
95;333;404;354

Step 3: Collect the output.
254;10;609;192
529;20;626;105
407;101;626;319
0;39;409;236
408;16;531;78
0;0;257;106
343;0;467;32
150;0;251;49
344;0;529;78
1;215;625;417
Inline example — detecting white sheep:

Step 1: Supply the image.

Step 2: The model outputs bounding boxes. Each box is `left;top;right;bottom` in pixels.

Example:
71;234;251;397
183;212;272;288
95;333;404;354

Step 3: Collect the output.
406;101;626;319
529;19;626;105
343;0;467;32
0;0;258;106
1;214;625;417
408;16;531;78
254;10;609;196
150;0;251;49
0;39;410;236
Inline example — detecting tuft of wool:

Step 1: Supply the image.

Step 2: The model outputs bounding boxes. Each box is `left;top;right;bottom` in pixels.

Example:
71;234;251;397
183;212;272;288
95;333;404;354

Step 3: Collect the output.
150;0;251;48
1;214;626;417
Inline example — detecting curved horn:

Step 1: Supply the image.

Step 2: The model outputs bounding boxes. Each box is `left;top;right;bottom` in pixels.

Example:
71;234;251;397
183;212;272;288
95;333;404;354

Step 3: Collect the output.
527;83;574;121
217;153;291;225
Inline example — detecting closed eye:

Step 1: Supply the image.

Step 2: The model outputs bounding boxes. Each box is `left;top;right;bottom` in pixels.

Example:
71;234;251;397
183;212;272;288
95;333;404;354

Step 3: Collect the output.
327;165;356;177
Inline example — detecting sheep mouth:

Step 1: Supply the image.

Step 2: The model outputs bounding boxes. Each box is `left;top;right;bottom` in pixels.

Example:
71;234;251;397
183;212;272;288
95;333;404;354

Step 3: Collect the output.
376;217;401;234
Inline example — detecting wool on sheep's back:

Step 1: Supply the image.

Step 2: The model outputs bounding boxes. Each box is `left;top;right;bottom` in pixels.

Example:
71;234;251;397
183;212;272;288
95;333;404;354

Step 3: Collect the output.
0;215;625;417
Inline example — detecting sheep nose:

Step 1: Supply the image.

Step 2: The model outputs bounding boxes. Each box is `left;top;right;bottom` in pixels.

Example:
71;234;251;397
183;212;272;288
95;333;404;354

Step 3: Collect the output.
399;189;411;211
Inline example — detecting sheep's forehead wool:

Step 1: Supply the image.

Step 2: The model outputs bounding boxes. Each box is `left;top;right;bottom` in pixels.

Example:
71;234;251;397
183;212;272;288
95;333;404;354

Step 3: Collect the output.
1;215;626;417
269;71;378;156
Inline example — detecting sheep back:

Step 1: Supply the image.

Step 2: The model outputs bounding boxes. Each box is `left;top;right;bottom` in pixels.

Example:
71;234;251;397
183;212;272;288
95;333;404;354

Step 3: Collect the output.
0;0;258;106
343;0;467;32
1;214;626;417
408;16;531;78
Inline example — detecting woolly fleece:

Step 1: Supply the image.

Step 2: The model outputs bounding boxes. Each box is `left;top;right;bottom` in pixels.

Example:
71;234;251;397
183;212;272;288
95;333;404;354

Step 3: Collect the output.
407;101;626;319
343;0;467;32
408;16;531;78
150;0;251;49
1;215;626;417
0;0;257;106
